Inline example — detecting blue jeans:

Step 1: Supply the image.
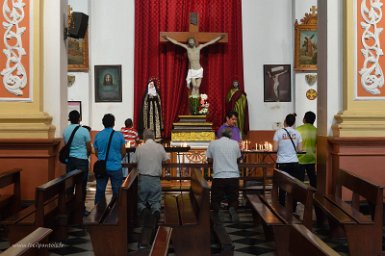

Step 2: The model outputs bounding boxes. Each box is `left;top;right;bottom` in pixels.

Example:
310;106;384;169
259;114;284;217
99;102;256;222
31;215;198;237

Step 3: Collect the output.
95;169;123;205
66;157;89;210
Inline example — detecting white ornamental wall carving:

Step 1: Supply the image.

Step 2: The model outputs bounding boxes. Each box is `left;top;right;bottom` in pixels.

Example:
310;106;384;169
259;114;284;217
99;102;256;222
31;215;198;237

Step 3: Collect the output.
1;0;27;96
359;0;384;95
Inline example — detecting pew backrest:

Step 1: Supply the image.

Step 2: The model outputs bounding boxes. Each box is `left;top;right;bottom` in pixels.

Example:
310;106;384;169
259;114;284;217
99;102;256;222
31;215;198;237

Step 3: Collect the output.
271;168;315;228
335;169;383;223
0;227;53;256
0;168;21;218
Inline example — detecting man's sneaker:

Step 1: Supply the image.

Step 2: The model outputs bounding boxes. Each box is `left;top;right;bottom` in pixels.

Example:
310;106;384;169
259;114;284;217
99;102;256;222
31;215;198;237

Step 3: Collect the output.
229;207;239;224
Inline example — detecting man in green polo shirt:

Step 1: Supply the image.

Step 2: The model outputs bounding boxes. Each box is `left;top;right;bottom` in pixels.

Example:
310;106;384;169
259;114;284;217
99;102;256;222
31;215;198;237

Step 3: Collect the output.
297;111;317;188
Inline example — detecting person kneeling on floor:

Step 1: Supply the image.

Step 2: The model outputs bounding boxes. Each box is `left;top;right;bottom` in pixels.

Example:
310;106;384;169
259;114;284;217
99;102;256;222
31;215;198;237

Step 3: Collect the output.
132;129;170;248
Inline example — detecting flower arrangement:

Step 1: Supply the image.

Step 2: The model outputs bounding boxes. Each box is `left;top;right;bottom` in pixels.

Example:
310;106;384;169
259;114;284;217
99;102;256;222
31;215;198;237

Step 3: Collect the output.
198;94;209;115
188;94;209;115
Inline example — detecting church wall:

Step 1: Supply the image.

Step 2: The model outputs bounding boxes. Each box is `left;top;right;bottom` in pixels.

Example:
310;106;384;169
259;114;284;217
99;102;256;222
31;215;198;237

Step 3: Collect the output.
242;0;294;131
293;0;318;129
66;0;135;131
88;0;135;131
64;1;335;134
67;0;91;129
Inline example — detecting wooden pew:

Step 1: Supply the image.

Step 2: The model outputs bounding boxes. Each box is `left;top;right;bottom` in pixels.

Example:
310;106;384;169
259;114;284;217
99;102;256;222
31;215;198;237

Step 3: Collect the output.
163;169;210;256
126;162;273;194
0;168;21;220
149;226;173;256
314;169;384;256
289;224;340;256
85;171;138;256
245;168;316;256
0;227;53;256
2;169;83;244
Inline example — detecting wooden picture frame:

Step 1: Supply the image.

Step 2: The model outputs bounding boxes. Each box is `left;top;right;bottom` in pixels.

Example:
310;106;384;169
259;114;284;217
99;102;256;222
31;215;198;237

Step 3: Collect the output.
294;25;317;72
263;64;291;102
94;65;122;102
68;32;89;72
294;7;318;72
68;101;82;119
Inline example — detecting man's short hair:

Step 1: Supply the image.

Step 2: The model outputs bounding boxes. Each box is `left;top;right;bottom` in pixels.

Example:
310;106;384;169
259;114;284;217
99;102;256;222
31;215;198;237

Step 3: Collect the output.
125;118;133;128
102;114;115;128
304;111;316;124
226;111;238;119
143;129;155;141
68;110;80;124
221;127;232;139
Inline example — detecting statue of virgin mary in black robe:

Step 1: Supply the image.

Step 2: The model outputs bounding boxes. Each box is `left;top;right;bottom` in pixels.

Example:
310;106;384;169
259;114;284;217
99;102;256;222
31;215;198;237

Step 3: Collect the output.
138;78;163;141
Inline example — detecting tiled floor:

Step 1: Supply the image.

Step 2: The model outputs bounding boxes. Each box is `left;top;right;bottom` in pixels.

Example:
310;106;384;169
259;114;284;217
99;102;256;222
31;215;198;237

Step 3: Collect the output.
0;179;351;255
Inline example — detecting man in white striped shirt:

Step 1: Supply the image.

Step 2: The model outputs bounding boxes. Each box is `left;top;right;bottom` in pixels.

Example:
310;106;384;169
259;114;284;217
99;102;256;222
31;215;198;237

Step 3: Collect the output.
206;128;242;223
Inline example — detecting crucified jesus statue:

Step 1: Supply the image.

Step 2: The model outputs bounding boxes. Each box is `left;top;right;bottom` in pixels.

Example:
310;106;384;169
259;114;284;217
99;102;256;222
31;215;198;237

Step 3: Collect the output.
164;34;225;96
267;69;288;102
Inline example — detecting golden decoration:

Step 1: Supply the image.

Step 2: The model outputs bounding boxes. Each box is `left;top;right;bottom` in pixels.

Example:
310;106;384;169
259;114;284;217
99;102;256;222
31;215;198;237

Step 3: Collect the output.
306;89;318;100
305;74;317;86
185;150;206;163
171;131;215;141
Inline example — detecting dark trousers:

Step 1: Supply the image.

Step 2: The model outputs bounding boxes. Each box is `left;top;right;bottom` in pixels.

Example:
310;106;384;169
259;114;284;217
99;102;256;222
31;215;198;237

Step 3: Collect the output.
211;178;239;212
66;157;89;211
299;163;317;188
276;162;304;209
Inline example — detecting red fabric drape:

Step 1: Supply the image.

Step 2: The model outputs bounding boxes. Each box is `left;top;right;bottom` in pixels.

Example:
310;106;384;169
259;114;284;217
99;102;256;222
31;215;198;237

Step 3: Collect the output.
134;0;244;138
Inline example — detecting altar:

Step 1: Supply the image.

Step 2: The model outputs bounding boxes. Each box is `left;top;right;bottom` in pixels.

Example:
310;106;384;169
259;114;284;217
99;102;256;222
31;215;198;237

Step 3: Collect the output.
171;114;215;146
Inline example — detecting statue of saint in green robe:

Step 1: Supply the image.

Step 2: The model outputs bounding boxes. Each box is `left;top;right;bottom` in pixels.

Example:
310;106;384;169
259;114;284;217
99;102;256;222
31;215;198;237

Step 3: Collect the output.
226;80;249;138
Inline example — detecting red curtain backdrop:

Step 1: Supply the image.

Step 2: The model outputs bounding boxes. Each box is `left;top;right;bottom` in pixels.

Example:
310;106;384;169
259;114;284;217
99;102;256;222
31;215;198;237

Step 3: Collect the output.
134;0;244;138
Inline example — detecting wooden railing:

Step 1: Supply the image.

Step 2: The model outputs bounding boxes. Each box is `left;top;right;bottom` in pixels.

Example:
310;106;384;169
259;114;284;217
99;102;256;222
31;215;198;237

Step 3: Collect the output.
123;162;274;193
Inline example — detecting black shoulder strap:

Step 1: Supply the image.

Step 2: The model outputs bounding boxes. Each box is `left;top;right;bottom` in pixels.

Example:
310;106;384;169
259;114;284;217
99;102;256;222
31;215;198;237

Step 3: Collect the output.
66;125;81;147
283;128;297;151
105;130;115;161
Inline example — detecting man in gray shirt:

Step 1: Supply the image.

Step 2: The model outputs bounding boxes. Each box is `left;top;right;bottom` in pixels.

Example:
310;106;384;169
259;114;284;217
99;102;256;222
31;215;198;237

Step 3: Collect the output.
132;129;169;248
206;128;242;223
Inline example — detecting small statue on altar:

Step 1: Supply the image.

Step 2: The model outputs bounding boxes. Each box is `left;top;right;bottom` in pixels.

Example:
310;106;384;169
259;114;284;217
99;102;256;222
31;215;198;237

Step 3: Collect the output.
226;80;249;137
138;78;163;141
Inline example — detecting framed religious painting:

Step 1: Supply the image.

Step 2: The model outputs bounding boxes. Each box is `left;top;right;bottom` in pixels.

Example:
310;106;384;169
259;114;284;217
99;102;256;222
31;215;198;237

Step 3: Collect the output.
294;8;318;72
68;101;82;119
94;65;122;102
68;33;89;72
67;6;89;72
263;64;291;102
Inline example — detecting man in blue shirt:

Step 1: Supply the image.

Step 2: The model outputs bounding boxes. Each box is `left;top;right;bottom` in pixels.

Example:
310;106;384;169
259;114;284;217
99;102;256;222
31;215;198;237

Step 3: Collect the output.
63;110;92;216
216;111;241;143
94;114;126;205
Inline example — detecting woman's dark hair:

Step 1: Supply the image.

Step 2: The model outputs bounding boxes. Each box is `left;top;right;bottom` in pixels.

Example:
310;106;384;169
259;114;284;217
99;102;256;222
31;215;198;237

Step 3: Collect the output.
102;113;115;128
68;110;80;124
285;113;297;127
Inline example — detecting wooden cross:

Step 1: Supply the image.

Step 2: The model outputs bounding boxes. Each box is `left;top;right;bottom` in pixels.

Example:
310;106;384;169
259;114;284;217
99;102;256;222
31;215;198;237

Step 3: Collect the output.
160;12;228;43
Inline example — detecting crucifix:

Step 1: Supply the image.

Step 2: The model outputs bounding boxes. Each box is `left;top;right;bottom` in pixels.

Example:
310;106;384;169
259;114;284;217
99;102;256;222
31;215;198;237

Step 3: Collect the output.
160;12;228;97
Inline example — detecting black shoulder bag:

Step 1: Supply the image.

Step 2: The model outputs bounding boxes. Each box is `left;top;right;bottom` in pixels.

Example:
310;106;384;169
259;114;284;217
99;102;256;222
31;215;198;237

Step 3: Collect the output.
94;130;115;179
59;125;81;164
